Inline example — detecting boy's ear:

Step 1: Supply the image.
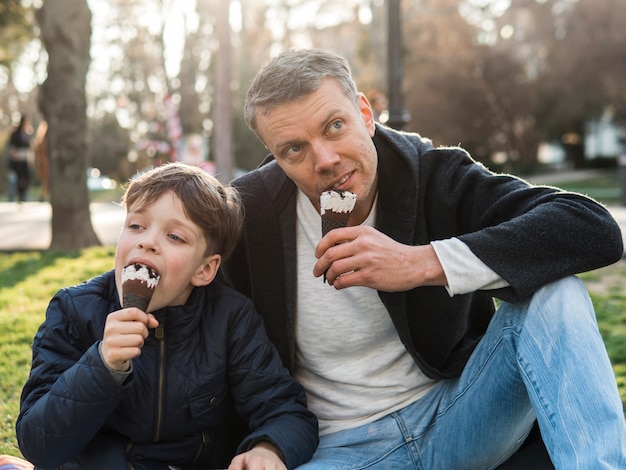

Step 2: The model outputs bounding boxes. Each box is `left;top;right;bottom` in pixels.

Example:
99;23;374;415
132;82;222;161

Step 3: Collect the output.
191;254;221;287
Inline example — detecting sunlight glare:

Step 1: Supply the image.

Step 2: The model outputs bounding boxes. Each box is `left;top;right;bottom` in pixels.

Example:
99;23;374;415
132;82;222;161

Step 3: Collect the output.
500;24;515;39
358;5;373;25
230;1;243;33
88;0;200;80
160;0;199;78
460;0;512;29
12;41;45;94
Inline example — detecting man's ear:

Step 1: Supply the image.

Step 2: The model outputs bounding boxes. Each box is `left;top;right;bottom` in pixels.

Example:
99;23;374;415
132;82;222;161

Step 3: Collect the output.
191;254;221;287
357;92;376;137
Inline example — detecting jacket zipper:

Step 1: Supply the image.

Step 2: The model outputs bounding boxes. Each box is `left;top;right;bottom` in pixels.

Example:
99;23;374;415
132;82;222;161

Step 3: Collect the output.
153;324;165;442
192;430;210;463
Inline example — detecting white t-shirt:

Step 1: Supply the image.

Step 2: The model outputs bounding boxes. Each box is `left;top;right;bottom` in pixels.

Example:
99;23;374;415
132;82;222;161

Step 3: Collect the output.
295;190;435;435
294;189;509;435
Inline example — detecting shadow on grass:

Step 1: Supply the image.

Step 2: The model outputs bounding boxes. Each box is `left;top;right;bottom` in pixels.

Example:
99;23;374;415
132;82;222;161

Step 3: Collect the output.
0;250;84;291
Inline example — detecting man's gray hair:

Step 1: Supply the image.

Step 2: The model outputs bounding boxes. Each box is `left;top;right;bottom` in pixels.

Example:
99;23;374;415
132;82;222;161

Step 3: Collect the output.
244;49;359;137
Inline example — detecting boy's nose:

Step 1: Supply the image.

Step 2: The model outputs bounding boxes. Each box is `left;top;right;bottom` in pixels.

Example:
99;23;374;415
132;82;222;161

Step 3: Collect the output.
138;232;158;252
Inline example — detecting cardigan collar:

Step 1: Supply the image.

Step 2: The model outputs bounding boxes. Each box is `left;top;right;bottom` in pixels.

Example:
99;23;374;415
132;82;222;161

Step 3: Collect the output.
243;125;430;369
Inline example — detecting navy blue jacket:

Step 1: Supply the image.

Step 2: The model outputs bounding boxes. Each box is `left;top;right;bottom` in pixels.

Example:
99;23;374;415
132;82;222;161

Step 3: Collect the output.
225;124;624;380
17;270;318;469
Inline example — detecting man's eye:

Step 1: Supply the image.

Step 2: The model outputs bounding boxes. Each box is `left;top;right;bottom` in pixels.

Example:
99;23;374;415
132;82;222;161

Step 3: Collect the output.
286;145;301;155
282;145;305;163
330;120;343;132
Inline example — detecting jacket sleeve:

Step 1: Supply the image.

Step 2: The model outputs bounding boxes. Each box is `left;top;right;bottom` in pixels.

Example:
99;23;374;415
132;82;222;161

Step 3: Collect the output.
16;290;127;468
226;297;318;469
422;149;623;301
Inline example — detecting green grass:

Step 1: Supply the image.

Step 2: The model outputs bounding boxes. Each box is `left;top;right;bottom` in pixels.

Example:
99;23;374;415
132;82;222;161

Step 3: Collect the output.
0;247;115;456
0;249;624;458
537;169;622;205
580;261;626;403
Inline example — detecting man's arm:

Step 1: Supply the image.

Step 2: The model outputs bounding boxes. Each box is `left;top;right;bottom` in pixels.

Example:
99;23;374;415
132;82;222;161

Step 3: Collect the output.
421;149;623;300
432;238;509;296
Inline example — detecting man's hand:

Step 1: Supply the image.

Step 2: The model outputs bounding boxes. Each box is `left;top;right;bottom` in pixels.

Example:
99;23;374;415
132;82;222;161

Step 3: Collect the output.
228;441;286;470
314;225;448;291
100;308;159;371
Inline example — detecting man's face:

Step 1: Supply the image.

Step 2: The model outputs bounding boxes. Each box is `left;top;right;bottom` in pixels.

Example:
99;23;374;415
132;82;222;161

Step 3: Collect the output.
255;78;379;225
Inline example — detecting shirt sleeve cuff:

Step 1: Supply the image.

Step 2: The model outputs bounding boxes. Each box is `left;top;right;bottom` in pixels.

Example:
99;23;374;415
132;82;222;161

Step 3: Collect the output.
98;341;132;385
431;238;509;296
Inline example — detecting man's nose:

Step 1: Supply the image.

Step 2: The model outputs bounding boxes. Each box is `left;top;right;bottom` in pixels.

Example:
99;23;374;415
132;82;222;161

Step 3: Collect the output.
313;142;341;172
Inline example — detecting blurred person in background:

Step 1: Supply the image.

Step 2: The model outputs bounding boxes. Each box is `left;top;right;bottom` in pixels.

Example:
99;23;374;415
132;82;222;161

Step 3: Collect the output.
34;121;49;202
7;115;34;204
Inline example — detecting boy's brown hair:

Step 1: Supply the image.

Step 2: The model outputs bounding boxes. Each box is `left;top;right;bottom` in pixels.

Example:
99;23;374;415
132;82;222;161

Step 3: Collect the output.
122;163;243;259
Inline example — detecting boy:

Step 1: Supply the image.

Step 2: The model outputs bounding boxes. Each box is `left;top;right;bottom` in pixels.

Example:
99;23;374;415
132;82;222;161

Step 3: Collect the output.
16;163;318;470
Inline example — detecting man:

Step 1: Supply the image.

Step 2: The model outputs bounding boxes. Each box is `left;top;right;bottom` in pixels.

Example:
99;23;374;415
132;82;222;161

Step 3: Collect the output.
224;48;626;468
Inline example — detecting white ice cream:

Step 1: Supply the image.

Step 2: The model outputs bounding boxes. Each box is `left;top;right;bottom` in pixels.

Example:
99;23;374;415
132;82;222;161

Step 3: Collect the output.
320;190;357;215
121;264;160;289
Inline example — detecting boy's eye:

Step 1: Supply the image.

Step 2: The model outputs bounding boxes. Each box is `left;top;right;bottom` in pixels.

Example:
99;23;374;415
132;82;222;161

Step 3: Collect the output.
168;233;184;242
128;223;142;230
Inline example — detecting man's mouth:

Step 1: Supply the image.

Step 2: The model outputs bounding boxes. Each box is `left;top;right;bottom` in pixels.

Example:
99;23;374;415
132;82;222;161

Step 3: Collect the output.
326;172;352;191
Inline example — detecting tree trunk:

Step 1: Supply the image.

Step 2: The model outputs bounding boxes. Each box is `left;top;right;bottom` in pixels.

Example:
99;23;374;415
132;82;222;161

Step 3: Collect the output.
36;0;100;251
212;0;234;183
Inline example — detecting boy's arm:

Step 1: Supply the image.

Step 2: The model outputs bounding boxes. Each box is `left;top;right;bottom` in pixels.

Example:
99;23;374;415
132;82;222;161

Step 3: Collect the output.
227;298;318;469
16;292;127;468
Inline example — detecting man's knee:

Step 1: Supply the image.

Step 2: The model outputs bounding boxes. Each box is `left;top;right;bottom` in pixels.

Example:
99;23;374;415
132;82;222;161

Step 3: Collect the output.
528;276;593;319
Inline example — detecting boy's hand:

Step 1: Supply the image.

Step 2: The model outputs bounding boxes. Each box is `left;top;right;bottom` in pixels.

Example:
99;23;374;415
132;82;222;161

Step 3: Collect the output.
228;441;286;470
101;308;159;371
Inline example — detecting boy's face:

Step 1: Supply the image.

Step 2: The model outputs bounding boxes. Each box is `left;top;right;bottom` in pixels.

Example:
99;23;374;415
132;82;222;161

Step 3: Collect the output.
115;191;220;311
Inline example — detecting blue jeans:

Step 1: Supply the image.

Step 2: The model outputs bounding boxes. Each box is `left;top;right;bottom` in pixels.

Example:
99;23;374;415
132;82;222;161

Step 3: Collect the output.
297;276;626;469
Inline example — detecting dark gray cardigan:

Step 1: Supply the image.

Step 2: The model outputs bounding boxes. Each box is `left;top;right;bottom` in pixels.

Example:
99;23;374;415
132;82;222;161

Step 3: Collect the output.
225;125;623;380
